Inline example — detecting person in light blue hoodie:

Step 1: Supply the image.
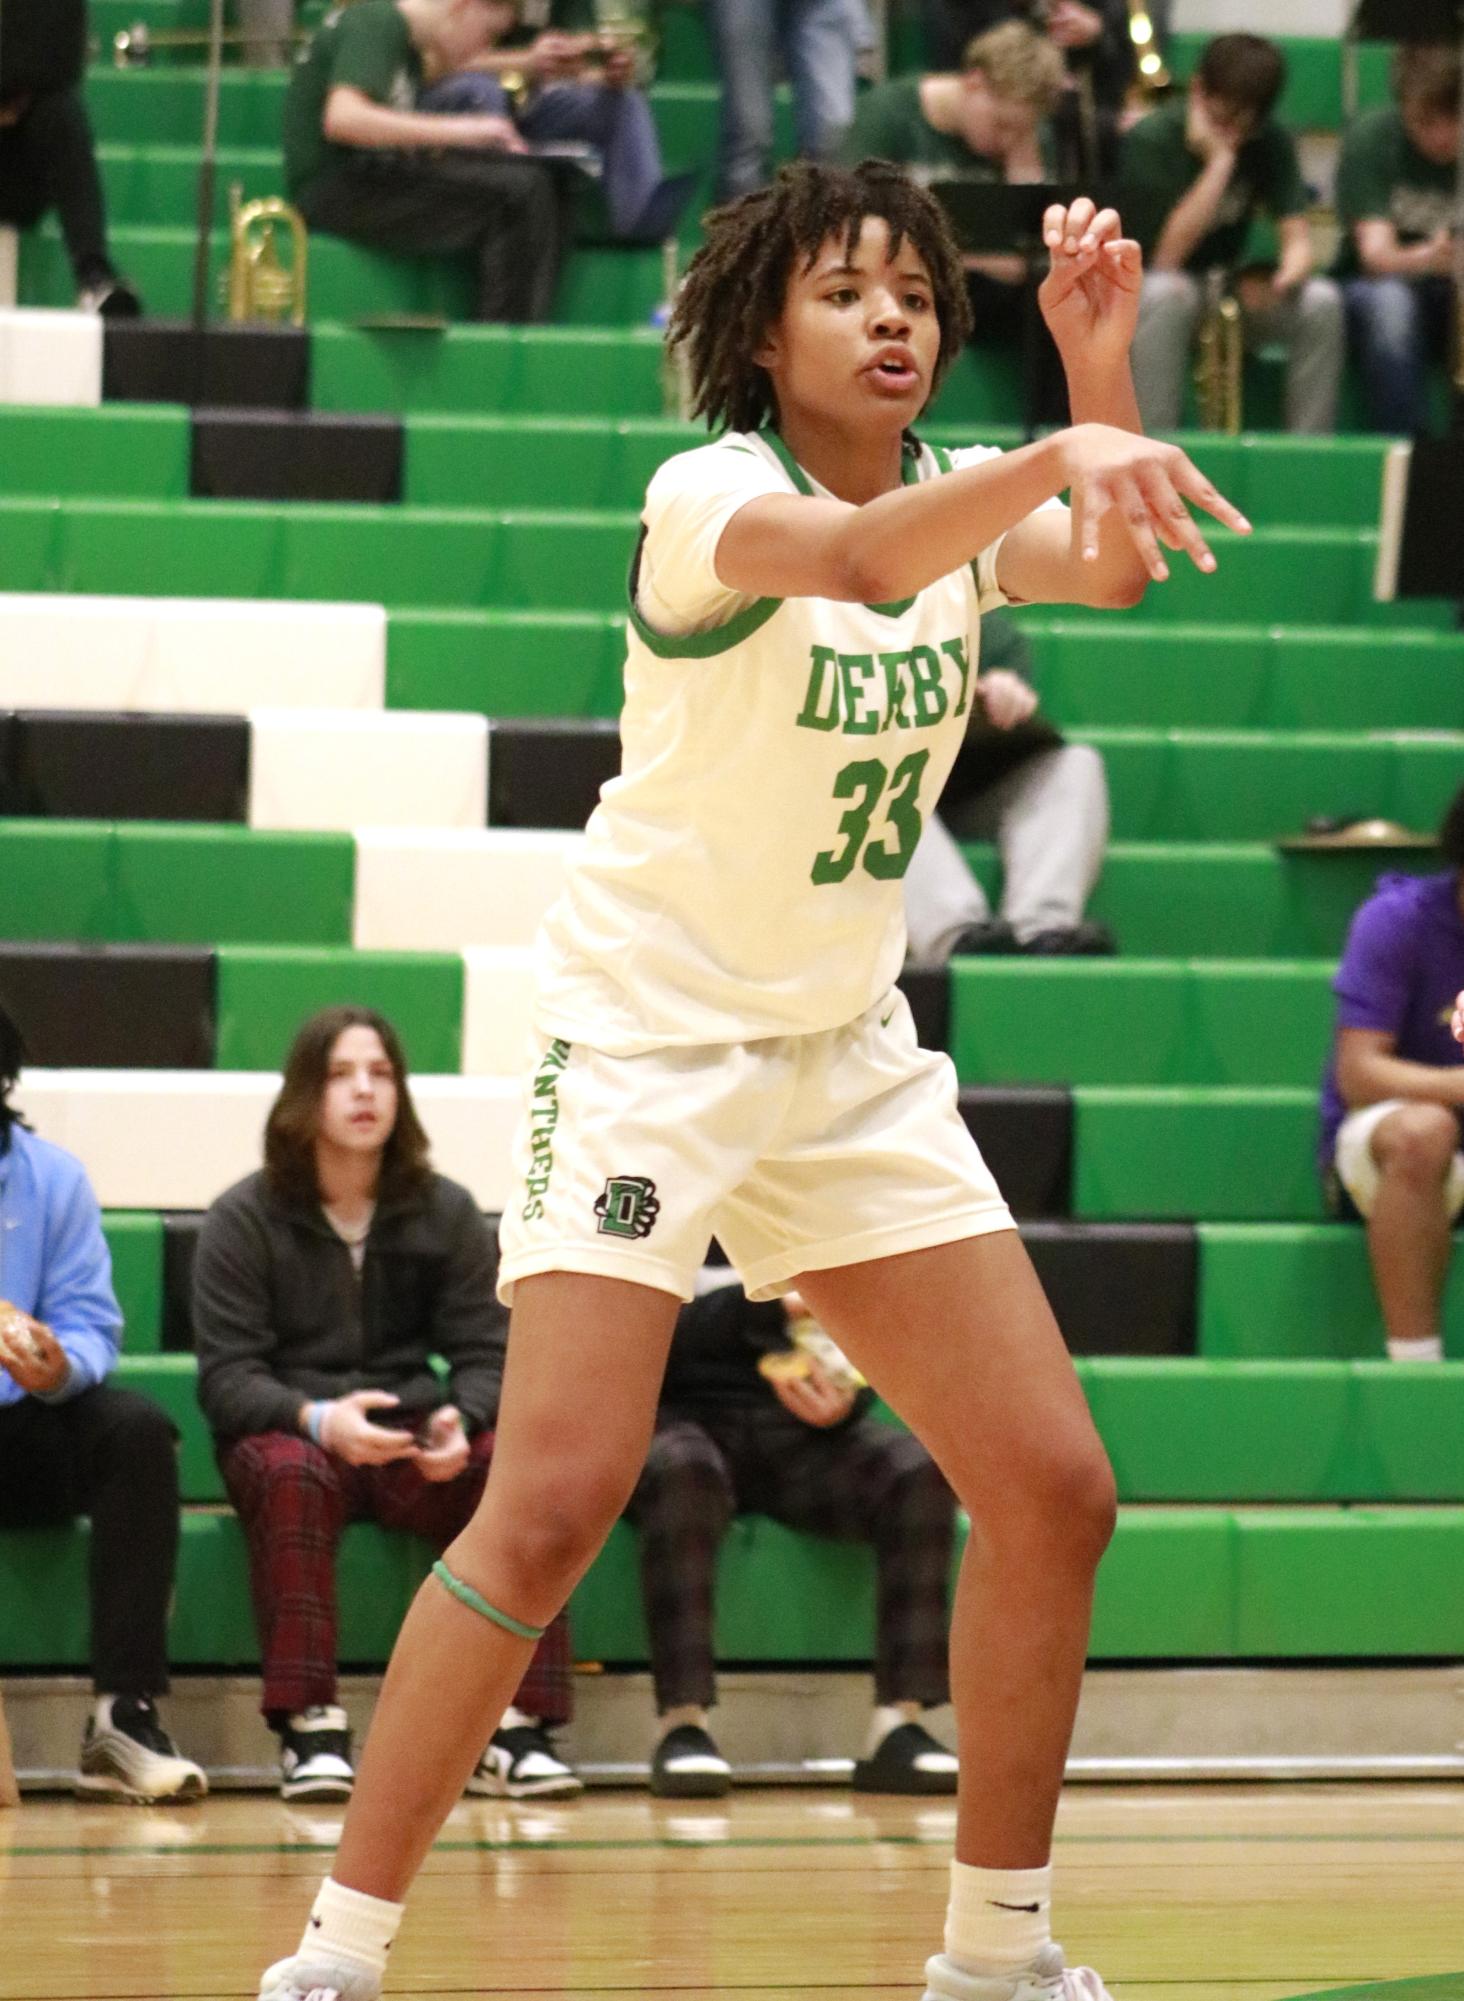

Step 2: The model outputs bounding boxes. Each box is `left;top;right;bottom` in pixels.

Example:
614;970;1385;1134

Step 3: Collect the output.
0;1001;206;1803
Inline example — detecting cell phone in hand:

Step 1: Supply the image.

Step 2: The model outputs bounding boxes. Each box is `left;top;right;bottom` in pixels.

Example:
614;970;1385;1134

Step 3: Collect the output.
365;1405;443;1445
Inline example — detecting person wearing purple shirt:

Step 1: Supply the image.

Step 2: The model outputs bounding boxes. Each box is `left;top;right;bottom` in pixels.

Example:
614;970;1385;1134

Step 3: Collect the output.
1318;784;1464;1362
0;1000;206;1802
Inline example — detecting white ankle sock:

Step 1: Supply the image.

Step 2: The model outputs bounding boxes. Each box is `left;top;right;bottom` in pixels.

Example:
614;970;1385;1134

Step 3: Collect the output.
945;1859;1052;1976
866;1703;917;1756
298;1877;405;1976
1388;1334;1444;1362
659;1705;709;1740
500;1705;537;1730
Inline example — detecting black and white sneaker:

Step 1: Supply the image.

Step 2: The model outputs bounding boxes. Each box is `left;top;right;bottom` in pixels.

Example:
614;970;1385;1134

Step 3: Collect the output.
852;1720;958;1795
650;1724;732;1799
467;1723;583;1800
76;1696;208;1804
279;1705;355;1802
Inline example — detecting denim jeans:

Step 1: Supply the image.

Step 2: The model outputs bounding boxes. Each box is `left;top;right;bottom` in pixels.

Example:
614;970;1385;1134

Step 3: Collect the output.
1343;273;1453;436
706;0;858;199
420;74;664;237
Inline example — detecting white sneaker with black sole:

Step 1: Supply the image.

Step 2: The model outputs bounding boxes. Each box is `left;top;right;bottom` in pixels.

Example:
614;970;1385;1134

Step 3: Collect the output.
467;1722;583;1800
923;1944;1114;2001
75;1695;207;1804
279;1705;355;1802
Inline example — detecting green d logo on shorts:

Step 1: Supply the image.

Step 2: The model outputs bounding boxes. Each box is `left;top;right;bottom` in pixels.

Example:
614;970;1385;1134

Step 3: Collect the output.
594;1175;661;1240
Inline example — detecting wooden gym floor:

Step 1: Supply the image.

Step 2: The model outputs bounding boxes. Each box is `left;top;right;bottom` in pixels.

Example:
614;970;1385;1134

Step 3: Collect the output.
0;1784;1460;2001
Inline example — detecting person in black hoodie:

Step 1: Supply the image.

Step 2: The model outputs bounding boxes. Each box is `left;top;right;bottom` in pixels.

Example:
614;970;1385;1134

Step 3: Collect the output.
625;1279;960;1797
0;0;141;314
194;1005;579;1804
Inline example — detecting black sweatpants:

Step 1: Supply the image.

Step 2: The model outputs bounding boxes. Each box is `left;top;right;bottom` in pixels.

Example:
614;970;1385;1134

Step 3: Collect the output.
0;88;113;288
626;1405;956;1714
297;152;566;324
0;1386;180;1697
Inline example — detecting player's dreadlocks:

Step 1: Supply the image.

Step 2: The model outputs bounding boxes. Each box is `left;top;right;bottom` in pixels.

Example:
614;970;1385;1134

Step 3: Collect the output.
668;158;973;436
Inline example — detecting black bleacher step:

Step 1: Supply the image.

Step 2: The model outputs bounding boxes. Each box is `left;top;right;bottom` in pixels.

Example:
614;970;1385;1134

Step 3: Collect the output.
1;712;248;822
162;1211;204;1354
103;321;310;410
898;968;949;1052
487;718;621;829
1023;1221;1197;1357
958;1085;1072;1221
0;946;215;1068
191;408;404;504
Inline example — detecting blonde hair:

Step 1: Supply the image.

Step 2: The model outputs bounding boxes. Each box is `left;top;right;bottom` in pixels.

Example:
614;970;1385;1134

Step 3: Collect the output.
960;20;1066;117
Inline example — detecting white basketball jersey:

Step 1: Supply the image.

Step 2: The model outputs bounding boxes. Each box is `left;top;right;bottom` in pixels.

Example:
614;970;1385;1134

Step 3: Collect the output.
533;429;1027;1054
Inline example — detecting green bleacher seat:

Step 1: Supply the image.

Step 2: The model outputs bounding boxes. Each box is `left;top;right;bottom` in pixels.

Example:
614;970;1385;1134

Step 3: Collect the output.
1199;1225;1464;1360
1074;1087;1324;1220
214;946;464;1071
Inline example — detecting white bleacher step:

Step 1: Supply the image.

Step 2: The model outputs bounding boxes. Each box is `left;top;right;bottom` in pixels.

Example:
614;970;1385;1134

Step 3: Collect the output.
353;828;582;952
0;595;386;712
462;946;540;1076
0;307;102;406
248;709;488;831
20;1070;521;1213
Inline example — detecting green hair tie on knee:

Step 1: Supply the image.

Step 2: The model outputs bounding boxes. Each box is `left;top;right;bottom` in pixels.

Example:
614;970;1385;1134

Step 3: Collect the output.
431;1560;546;1642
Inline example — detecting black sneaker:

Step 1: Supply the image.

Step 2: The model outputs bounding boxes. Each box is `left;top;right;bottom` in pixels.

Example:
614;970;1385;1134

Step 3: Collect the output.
279;1704;354;1802
951;919;1019;955
650;1723;731;1799
467;1723;583;1800
1018;923;1116;956
852;1720;958;1796
76;1695;207;1804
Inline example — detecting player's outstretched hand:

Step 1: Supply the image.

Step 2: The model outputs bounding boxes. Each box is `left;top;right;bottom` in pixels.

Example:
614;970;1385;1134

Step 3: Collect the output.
1451;990;1464;1044
1058;423;1251;583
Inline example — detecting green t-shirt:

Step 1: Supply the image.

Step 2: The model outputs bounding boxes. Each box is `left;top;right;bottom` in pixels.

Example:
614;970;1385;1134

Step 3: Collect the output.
1333;106;1459;279
839;75;1057;183
1117;100;1308;274
282;0;424;199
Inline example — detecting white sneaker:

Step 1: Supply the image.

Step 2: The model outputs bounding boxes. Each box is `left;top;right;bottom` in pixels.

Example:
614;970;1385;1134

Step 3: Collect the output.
466;1722;583;1800
279;1706;355;1802
258;1953;381;2001
923;1944;1114;2001
75;1696;208;1804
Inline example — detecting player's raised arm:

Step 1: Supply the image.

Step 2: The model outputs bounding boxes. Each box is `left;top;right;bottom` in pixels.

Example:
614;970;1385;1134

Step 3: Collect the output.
713;197;1247;611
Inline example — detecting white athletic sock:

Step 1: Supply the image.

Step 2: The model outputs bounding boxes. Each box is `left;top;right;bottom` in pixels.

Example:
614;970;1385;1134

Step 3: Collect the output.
945;1859;1053;1977
866;1702;919;1756
500;1704;537;1730
1388;1335;1444;1362
298;1877;405;1977
659;1705;709;1739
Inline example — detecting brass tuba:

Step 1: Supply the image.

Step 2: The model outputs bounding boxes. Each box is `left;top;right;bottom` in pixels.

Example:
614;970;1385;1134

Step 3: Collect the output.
1194;268;1243;433
227;189;309;326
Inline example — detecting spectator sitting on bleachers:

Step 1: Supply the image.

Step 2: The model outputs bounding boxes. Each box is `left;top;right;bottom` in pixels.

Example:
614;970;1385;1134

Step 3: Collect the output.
1319;783;1464;1364
708;0;859;199
838;24;1068;415
1334;44;1460;437
916;2;1138;172
193;1005;581;1802
0;999;205;1804
283;0;564;322
0;0;141;316
1118;32;1344;434
625;1280;959;1797
417;0;694;243
904;608;1113;960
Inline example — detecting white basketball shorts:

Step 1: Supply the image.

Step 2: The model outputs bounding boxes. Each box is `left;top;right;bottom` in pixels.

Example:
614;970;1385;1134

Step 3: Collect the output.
495;987;1014;1304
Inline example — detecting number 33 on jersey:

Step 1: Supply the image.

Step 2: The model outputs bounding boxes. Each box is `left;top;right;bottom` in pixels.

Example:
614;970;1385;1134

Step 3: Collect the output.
532;429;1054;1058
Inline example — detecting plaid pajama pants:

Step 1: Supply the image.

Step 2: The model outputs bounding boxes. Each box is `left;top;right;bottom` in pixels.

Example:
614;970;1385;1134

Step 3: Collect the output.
625;1405;955;1713
220;1429;572;1725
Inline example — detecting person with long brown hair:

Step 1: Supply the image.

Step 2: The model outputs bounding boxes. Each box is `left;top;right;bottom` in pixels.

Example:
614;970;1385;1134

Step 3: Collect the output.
194;1005;580;1803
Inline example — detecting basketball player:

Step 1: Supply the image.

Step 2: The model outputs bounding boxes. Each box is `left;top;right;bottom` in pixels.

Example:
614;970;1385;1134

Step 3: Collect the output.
258;158;1249;2001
